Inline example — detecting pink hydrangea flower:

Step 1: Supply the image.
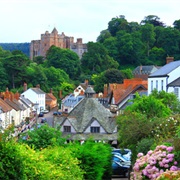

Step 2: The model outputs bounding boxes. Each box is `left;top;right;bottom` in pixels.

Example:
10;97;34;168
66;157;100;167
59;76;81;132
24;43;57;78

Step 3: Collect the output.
166;146;174;152
137;152;144;157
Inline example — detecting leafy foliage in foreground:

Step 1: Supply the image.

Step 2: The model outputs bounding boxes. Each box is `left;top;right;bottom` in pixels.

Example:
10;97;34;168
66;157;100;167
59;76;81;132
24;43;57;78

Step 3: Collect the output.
67;140;112;180
18;124;66;150
0;141;84;180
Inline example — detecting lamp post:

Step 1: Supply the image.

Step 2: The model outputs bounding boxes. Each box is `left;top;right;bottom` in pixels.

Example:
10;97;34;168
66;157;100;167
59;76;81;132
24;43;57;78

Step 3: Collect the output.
34;103;39;129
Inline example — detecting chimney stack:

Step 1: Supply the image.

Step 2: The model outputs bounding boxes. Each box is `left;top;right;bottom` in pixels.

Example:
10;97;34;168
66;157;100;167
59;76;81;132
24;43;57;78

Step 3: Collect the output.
103;84;108;98
50;88;53;94
59;90;62;99
85;79;88;86
36;84;40;88
166;57;174;64
23;82;27;92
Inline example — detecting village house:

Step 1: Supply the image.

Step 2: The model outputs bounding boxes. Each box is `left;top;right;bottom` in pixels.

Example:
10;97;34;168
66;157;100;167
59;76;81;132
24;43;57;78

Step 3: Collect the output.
104;78;148;113
54;86;118;145
148;57;180;100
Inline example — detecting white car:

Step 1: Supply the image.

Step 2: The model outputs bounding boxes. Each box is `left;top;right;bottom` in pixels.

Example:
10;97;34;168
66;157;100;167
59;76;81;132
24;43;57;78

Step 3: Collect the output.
41;109;49;114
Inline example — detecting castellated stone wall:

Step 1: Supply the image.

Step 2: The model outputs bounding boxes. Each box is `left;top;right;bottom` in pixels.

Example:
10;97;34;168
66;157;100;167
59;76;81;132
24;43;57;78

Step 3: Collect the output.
30;28;87;60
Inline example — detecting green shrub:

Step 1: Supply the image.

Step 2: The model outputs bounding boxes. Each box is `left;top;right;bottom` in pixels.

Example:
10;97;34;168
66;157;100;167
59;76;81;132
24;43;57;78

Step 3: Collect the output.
67;140;112;180
136;138;154;155
0;141;24;180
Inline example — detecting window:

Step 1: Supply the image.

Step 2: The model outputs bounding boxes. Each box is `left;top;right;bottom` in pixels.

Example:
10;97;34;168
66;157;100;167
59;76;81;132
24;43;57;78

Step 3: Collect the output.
174;88;179;97
91;127;100;133
156;80;158;90
64;126;71;132
161;80;164;90
151;80;153;91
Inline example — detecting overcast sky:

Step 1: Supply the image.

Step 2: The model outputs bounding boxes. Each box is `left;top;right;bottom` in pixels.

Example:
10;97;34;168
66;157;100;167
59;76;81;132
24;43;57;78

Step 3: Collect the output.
0;0;179;43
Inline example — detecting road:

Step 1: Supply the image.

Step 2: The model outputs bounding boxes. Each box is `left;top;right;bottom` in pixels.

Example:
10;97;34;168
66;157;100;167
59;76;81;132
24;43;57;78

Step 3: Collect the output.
112;175;128;180
38;107;57;126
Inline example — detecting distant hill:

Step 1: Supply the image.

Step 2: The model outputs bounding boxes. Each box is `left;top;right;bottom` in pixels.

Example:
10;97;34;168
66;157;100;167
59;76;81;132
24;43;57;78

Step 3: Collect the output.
0;43;30;57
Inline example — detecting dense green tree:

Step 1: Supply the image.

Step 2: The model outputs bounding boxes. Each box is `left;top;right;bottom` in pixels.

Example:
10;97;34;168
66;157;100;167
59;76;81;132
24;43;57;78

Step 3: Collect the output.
46;46;81;80
120;68;133;79
173;19;180;30
126;93;171;119
25;63;47;91
3;53;31;89
116;31;144;65
0;61;9;91
140;24;156;57
0;46;12;59
92;68;124;92
96;29;111;43
108;16;129;36
150;89;180;114
33;56;45;64
60;82;75;96
19;124;66;150
103;37;119;61
44;66;70;90
81;42;119;75
155;26;180;59
149;46;166;65
140;15;165;27
128;22;140;33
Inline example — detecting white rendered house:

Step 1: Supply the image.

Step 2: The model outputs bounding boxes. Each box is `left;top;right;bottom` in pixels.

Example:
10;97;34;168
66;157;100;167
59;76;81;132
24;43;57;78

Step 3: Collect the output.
21;88;46;113
148;59;180;100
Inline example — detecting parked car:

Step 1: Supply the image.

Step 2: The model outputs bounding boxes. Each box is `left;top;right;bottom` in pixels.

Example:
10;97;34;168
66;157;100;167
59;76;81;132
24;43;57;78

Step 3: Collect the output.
41;109;49;114
53;111;62;116
38;112;44;117
41;118;47;123
112;148;132;178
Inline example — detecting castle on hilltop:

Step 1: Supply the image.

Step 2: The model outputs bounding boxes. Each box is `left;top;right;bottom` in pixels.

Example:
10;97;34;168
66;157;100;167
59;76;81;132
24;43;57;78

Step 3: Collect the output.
30;28;87;60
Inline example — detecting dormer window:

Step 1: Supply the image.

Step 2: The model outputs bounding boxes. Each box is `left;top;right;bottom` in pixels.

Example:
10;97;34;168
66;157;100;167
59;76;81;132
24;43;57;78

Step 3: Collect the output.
91;127;100;133
64;126;71;132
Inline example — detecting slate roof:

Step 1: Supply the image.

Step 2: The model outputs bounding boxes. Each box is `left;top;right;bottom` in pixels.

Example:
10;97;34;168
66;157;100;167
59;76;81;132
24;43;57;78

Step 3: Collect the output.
168;77;180;87
62;98;116;134
20;96;32;107
133;65;160;75
13;99;26;110
0;98;12;112
4;99;22;111
63;94;84;107
30;88;46;94
149;60;180;77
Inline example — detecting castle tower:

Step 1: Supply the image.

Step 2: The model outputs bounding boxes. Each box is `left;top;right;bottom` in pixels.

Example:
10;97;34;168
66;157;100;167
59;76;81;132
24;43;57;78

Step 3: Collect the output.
30;28;87;60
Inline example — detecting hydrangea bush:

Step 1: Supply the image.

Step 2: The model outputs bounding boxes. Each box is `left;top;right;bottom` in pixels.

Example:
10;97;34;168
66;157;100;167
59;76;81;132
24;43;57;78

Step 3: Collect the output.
131;145;180;180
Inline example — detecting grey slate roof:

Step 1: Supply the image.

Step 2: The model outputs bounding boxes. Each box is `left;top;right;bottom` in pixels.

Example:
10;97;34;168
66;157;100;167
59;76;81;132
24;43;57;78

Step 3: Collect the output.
85;86;95;94
67;98;116;133
31;88;46;94
149;60;180;77
133;65;160;75
4;99;21;111
65;98;116;133
63;94;84;107
20;95;32;107
168;77;180;87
